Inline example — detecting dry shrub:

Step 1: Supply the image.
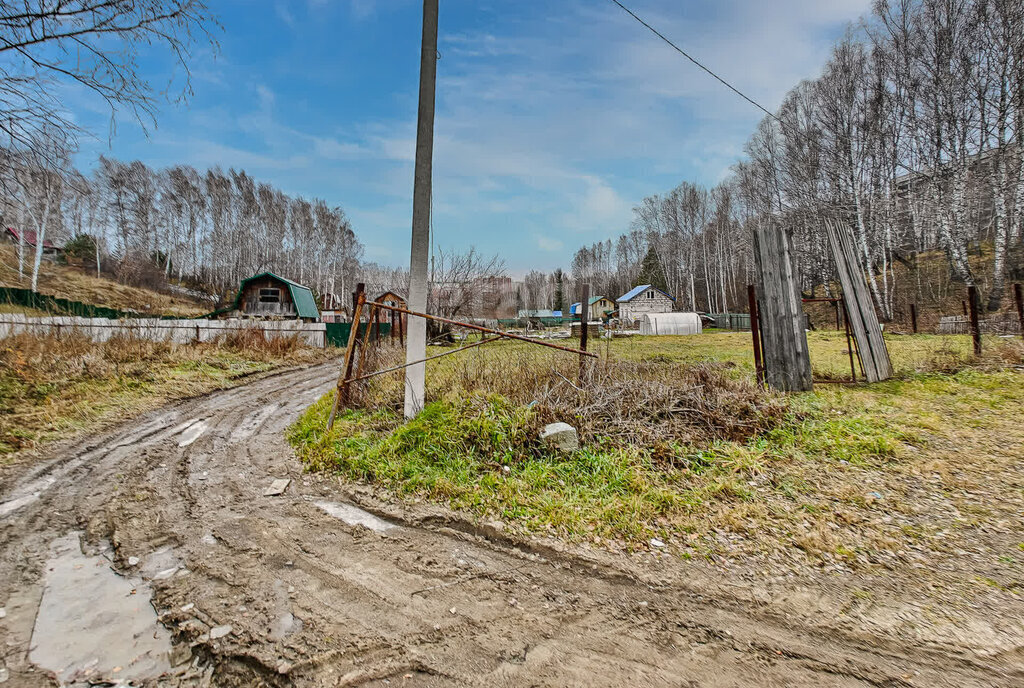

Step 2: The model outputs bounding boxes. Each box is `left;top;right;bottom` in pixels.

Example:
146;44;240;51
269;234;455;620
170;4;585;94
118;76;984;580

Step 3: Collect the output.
910;336;1024;374
353;340;787;448
113;253;170;293
1;328;327;455
218;328;303;357
534;360;787;447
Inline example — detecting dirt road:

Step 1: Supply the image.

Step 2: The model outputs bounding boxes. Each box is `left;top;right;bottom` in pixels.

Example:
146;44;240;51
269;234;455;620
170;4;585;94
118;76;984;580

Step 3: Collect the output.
0;363;1019;686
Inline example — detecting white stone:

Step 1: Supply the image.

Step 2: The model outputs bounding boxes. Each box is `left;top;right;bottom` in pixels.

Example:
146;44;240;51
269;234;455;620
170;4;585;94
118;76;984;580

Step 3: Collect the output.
540;422;579;452
209;625;232;640
263;478;291;497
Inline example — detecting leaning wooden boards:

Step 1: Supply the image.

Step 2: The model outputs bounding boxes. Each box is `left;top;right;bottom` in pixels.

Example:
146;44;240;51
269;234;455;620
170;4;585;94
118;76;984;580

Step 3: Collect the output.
752;222;813;392
824;218;892;382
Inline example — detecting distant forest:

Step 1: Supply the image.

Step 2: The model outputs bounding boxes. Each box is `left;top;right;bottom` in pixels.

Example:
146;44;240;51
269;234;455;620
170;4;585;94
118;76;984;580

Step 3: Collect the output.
566;0;1023;320
0;153;365;302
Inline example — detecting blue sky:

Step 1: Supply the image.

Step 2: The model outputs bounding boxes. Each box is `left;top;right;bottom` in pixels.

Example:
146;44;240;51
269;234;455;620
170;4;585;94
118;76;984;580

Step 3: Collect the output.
72;0;872;274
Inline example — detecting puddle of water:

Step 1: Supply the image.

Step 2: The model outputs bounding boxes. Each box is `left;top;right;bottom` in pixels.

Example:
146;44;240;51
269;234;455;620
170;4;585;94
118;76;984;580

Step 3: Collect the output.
0;475;55;518
30;533;172;684
177;419;208;447
315;501;396;533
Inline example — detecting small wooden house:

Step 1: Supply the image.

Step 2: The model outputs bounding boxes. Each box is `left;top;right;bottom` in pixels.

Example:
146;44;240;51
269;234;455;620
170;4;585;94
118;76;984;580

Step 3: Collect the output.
4;227;62;260
569;296;616;320
375;290;407;336
223;272;320;321
376;290;407;311
616;284;675;324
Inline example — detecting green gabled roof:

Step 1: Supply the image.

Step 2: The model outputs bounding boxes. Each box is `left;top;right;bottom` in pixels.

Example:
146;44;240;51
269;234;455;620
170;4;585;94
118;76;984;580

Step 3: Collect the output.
210;272;320;320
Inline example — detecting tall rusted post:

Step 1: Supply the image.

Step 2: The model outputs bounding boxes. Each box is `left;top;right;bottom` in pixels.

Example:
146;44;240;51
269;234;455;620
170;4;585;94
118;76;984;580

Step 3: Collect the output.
841;298;857;382
967;285;982;356
910;303;918;334
329;283;365;429
961;300;968;317
579;283;590;384
747;284;764;386
1014;283;1024;341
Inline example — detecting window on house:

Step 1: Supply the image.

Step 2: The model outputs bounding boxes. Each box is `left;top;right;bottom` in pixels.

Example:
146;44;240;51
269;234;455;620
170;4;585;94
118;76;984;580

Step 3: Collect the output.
647;291;654;299
259;288;281;303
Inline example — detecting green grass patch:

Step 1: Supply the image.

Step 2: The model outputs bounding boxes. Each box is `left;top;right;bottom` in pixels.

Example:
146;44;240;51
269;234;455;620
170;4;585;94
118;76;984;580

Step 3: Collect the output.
292;332;1023;556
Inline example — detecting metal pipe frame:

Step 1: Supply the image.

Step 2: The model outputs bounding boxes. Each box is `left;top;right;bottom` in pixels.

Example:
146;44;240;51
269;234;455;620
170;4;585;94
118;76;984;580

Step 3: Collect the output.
365;301;598;358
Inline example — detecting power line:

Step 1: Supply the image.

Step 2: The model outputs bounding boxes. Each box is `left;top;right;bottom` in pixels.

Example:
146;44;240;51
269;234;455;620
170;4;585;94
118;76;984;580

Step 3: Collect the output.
606;0;866;214
606;0;779;123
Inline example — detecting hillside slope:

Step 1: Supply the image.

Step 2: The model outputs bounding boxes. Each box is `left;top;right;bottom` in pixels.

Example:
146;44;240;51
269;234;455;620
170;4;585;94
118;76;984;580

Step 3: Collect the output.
0;246;212;317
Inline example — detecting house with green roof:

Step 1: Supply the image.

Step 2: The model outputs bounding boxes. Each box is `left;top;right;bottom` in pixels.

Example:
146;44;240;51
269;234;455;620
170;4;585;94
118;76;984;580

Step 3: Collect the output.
215;272;320;322
569;295;616;320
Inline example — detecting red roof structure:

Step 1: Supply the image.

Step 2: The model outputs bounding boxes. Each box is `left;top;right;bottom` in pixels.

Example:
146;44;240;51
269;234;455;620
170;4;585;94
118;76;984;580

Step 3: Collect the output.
4;227;60;250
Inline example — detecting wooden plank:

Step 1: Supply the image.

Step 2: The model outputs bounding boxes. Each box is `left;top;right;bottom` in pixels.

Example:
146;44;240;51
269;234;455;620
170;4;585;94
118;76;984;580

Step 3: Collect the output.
752;222;813;392
824;218;892;382
328;283;366;429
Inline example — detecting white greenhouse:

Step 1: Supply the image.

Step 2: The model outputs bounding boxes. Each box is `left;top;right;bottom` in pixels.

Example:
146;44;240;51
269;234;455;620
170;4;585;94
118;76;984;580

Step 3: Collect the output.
639;312;703;336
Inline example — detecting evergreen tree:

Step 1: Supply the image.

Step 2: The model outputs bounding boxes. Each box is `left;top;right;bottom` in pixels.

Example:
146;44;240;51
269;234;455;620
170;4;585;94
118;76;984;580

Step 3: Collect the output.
553;268;565;312
636;246;669;293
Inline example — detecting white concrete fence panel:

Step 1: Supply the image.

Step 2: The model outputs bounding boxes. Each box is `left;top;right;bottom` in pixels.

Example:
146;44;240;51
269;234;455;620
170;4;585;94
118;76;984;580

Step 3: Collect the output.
0;315;326;348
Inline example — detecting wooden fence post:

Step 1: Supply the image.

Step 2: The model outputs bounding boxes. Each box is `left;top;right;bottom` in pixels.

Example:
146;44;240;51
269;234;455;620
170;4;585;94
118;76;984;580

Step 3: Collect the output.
967;285;982;356
354;303;378;383
910;303;918;334
1014;283;1023;341
328;283;365;429
752;222;813;392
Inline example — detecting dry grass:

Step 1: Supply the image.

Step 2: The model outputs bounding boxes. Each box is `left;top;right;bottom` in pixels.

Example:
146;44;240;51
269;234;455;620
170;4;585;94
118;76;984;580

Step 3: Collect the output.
0;245;209;316
293;330;1024;582
0;329;332;459
348;338;786;447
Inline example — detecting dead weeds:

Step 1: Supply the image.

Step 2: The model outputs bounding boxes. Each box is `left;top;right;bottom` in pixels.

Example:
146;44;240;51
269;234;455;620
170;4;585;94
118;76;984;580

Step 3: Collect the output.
0;329;332;458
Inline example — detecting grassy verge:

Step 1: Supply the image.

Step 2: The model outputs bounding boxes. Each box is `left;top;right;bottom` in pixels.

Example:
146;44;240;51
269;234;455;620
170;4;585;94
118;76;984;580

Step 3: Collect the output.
0;245;209;316
1;330;334;460
291;332;1024;569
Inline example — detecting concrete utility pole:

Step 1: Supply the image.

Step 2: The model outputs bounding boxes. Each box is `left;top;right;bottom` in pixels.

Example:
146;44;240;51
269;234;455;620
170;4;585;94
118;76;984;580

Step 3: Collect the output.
404;0;438;419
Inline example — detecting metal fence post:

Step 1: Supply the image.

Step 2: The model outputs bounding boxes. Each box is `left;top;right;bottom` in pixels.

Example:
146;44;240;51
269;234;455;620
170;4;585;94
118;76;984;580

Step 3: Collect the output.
967;285;982;356
1014;283;1024;341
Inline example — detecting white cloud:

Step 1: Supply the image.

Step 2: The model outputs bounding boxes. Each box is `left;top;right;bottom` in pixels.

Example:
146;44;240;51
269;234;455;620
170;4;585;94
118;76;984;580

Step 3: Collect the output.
275;2;296;27
535;234;564;252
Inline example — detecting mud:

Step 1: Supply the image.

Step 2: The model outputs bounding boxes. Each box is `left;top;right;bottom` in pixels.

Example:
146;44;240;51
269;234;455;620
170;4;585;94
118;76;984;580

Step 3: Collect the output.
30;533;172;683
0;362;1020;686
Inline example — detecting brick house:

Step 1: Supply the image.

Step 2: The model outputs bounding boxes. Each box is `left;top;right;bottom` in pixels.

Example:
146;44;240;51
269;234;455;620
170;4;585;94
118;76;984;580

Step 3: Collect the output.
616;284;675;325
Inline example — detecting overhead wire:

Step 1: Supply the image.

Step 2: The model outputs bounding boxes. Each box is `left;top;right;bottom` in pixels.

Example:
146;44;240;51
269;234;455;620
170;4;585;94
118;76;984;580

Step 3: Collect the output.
606;0;778;122
607;0;866;214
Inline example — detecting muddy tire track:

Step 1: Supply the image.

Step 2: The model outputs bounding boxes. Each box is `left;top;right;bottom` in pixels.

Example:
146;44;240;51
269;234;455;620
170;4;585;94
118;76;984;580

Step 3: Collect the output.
0;362;1019;686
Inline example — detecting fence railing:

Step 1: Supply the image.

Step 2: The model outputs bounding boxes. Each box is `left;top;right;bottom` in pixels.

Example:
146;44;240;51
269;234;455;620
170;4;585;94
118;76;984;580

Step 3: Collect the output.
707;312;751;330
0;314;327;347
